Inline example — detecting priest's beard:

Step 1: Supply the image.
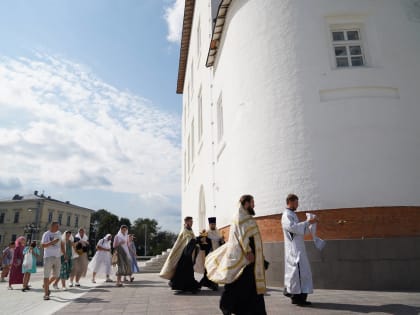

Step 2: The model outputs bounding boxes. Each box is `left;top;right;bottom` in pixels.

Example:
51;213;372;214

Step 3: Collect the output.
246;206;255;216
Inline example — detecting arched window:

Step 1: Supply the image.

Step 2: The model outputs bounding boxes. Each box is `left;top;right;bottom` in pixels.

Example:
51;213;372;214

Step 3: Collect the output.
198;186;206;231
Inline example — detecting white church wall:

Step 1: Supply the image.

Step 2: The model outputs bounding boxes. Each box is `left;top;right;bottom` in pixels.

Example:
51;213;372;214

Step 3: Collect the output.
182;0;420;230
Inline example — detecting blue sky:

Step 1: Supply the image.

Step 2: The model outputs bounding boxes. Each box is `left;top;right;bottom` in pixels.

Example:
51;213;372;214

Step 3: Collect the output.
0;0;186;232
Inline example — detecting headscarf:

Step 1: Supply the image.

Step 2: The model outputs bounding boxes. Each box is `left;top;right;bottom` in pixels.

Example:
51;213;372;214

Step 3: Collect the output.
15;236;25;247
114;226;129;255
61;230;74;242
75;228;89;242
98;234;111;249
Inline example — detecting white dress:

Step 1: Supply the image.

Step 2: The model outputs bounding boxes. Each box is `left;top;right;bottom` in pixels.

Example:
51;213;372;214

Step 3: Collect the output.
88;238;112;276
281;208;313;295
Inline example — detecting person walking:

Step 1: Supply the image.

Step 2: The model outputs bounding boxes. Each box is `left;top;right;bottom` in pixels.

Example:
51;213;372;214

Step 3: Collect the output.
41;222;62;300
160;216;200;293
206;195;268;315
282;194;317;306
22;241;40;291
69;228;89;287
88;234;113;283
128;234;139;278
53;231;73;290
8;236;26;290
1;241;15;282
113;225;132;287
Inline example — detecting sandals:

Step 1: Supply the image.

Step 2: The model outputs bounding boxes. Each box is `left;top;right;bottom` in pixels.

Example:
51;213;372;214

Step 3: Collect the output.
43;296;50;300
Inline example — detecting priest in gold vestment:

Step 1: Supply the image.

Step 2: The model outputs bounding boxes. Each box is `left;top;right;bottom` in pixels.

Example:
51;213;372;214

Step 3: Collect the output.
159;216;200;293
205;195;268;315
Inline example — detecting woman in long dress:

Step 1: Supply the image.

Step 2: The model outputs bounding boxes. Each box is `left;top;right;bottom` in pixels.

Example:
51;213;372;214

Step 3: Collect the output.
113;225;132;287
70;228;89;287
126;234;139;282
22;241;40;291
88;234;113;283
53;231;73;290
8;236;25;290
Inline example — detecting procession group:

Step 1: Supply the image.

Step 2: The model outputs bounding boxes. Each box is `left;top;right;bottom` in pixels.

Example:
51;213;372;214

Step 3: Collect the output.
160;194;320;315
1;224;140;300
1;193;318;314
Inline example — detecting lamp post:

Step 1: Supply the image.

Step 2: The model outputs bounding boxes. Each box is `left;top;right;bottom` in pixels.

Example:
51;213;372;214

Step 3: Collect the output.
24;223;40;242
27;200;41;241
143;224;147;256
90;220;99;255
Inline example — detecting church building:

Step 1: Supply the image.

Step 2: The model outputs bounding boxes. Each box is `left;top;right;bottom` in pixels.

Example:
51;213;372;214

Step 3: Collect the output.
177;0;420;289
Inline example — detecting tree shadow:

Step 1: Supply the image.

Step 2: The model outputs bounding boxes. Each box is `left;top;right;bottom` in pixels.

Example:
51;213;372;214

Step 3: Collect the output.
313;302;420;315
72;297;110;304
47;296;109;304
173;289;221;297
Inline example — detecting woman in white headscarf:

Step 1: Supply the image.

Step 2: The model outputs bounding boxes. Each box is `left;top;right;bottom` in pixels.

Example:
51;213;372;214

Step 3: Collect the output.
53;231;73;290
88;234;113;283
69;228;89;287
113;225;132;287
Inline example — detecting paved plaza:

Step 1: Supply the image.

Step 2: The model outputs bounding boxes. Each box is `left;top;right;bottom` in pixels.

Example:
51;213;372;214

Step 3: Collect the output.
1;269;419;315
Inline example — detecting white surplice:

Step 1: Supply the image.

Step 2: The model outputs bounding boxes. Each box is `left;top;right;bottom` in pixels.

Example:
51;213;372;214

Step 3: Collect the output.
281;208;313;295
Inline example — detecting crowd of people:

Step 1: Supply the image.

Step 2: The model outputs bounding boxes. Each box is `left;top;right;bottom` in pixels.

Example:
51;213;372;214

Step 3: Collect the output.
1;193;319;314
0;223;140;300
160;193;320;315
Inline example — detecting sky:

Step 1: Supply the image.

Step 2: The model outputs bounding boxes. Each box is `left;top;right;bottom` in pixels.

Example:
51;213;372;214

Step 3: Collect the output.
0;0;186;232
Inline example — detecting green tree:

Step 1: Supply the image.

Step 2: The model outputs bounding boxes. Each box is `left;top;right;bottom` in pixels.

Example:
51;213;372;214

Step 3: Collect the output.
90;209;120;238
90;211;177;257
131;218;176;256
119;217;132;230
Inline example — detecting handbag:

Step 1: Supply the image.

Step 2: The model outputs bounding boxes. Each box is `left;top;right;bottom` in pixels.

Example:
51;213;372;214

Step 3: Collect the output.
111;252;118;266
22;251;33;270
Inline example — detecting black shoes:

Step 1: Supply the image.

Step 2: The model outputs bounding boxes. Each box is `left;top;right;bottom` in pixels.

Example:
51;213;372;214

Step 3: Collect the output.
297;301;312;307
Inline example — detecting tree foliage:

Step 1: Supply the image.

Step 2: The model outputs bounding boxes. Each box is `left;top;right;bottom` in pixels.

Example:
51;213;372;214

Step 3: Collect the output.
89;211;176;257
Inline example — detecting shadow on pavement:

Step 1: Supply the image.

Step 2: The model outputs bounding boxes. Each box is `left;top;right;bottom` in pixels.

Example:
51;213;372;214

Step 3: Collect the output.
87;288;111;293
312;302;420;315
173;290;221;296
72;297;110;304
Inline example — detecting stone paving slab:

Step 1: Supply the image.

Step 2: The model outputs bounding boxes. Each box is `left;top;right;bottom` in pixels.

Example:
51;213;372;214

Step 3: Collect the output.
55;273;420;315
1;270;420;315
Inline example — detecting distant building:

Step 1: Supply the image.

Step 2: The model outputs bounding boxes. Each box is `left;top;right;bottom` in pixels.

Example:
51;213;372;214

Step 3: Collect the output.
0;191;94;245
176;0;420;290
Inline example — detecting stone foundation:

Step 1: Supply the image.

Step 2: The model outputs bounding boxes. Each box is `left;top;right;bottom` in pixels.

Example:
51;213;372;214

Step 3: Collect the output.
219;206;420;290
264;237;420;290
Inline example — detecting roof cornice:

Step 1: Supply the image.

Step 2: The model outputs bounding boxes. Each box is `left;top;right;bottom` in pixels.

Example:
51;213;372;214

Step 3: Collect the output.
206;0;232;67
176;0;196;94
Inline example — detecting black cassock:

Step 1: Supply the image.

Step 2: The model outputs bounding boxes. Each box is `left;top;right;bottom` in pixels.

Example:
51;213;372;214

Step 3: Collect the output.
198;236;223;291
219;237;268;315
169;238;200;293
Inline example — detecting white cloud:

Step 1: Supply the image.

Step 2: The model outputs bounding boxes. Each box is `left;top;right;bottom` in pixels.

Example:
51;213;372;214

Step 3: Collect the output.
164;0;185;43
0;53;181;197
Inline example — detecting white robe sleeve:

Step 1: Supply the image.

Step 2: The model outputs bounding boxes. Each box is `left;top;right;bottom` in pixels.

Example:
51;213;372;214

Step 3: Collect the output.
282;213;309;236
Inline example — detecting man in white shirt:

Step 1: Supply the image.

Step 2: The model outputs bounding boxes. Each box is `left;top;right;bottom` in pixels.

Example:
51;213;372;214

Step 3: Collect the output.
41;222;62;300
282;194;317;307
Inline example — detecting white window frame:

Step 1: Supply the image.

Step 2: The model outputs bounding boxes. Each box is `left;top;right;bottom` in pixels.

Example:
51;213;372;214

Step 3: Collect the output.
187;84;190;117
197;87;203;142
187;134;191;172
197;17;201;64
330;24;366;69
183;151;187;187
190;60;194;101
191;119;195;164
217;94;224;143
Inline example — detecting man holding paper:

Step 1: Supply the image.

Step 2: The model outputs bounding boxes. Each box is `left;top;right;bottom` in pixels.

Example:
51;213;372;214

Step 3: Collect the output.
281;194;318;306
